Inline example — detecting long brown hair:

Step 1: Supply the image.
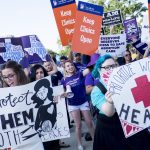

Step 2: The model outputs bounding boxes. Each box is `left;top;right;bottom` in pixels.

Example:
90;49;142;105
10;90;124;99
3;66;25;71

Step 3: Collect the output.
1;61;29;87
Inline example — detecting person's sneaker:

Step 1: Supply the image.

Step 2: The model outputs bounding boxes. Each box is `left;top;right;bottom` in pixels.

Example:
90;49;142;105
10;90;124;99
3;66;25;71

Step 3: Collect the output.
78;145;84;150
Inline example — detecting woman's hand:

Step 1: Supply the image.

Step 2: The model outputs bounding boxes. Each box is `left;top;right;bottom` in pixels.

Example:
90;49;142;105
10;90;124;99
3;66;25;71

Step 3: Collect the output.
60;92;67;98
105;91;114;104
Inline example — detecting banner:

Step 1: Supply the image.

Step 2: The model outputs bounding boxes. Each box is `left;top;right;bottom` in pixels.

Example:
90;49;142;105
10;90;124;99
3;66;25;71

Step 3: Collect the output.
98;34;126;57
71;1;104;55
50;0;76;46
102;10;123;27
0;35;50;67
123;18;139;43
108;57;150;138
0;76;70;148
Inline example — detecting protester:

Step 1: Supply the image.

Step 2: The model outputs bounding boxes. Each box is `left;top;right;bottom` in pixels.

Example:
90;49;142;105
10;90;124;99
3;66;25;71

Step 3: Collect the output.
91;54;150;150
29;64;60;150
57;55;68;75
1;61;44;150
43;61;63;86
124;50;132;64
61;60;95;150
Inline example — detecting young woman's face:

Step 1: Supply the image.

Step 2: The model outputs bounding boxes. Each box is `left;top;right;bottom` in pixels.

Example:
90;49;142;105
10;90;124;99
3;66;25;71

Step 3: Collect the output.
36;68;44;80
2;68;18;87
36;86;48;100
64;62;75;74
43;62;53;72
100;58;117;74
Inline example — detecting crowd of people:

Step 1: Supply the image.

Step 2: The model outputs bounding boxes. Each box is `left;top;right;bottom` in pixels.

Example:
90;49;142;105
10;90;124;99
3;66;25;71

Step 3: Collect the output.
0;44;150;150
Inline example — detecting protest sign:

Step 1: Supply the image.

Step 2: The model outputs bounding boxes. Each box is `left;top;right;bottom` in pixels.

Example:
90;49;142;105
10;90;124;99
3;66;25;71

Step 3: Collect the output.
123;18;139;43
108;57;150;138
132;38;148;55
0;38;24;64
21;35;51;65
0;35;50;67
98;34;126;57
102;10;123;27
0;76;69;149
71;1;104;55
50;0;76;46
141;14;150;43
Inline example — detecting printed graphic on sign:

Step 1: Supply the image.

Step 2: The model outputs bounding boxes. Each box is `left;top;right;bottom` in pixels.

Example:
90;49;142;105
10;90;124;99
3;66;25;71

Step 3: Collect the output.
123;18;139;43
0;38;24;64
50;0;76;46
21;35;51;65
71;1;104;55
102;10;123;27
108;57;150;138
0;76;70;149
0;35;50;67
98;34;126;57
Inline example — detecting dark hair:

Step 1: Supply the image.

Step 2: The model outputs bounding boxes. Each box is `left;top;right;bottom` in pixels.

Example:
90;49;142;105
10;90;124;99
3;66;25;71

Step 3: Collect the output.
75;53;81;57
1;60;29;86
31;78;53;108
29;64;48;82
60;56;67;60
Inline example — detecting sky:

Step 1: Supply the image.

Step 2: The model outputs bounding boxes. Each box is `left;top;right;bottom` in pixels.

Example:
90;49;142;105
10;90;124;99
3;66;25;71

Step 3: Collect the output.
0;0;148;53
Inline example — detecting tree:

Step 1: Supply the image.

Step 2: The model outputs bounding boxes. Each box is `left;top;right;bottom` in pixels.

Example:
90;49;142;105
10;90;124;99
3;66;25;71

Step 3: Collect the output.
88;0;147;34
56;39;71;56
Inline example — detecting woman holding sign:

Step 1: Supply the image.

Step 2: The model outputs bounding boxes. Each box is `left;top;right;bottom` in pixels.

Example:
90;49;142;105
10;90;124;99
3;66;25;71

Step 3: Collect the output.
61;60;95;150
91;54;150;150
1;61;44;150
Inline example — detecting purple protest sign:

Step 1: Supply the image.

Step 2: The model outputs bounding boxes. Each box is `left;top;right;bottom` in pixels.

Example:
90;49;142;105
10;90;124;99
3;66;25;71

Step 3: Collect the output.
123;18;139;43
0;35;51;68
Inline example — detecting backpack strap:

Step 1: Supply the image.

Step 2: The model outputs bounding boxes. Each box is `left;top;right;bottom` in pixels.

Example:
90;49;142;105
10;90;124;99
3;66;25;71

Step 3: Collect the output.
96;81;107;95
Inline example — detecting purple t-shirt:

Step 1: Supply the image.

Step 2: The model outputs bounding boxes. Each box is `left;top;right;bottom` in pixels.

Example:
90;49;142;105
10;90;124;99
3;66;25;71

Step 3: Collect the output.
85;72;99;86
61;72;87;106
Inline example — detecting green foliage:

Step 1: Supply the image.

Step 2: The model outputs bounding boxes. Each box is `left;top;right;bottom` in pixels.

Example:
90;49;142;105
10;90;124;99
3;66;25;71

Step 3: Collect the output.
88;0;147;35
56;39;71;56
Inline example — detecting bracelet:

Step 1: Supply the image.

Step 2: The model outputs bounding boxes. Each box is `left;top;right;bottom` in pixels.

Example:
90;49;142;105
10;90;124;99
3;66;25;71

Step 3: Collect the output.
106;100;114;105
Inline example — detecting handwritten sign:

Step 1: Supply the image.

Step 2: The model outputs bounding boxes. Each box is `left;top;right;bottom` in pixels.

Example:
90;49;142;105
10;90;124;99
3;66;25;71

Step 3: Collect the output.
0;76;69;149
102;10;122;27
50;0;77;46
123;18;139;43
71;1;104;55
98;34;126;57
108;57;150;138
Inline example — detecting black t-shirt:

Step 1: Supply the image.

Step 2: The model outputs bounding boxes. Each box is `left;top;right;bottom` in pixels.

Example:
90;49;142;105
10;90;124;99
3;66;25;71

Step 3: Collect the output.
51;71;63;87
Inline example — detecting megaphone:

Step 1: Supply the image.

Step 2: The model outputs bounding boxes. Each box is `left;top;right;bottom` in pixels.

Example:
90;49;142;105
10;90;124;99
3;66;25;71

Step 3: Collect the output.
66;85;74;98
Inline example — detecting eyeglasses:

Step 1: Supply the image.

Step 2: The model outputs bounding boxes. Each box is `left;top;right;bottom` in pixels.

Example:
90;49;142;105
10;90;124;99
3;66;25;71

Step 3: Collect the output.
101;64;117;71
2;74;16;81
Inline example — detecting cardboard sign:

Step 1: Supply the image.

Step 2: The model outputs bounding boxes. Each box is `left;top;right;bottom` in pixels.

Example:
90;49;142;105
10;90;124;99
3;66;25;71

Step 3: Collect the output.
123;18;139;43
132;38;148;55
0;76;70;149
98;34;126;57
0;35;50;67
108;57;150;138
71;1;104;55
50;0;76;46
141;14;150;43
102;10;123;27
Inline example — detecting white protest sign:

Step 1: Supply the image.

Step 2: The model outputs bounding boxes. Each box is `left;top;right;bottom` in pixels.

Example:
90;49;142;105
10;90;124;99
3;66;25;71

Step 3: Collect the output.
0;76;70;149
141;14;150;43
98;34;126;57
108;57;150;138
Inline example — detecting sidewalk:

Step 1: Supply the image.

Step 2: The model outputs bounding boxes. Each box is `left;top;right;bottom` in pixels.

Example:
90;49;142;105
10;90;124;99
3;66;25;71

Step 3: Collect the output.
61;121;93;150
